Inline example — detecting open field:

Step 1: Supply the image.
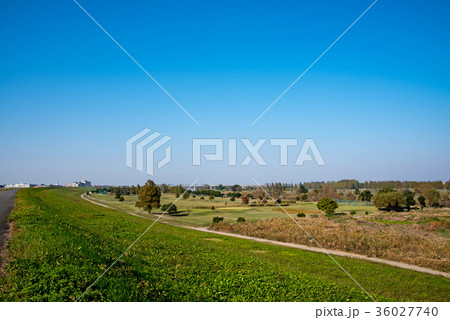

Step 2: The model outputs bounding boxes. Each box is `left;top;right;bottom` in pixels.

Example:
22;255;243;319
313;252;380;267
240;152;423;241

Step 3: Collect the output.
91;193;378;227
93;192;450;273
1;188;449;301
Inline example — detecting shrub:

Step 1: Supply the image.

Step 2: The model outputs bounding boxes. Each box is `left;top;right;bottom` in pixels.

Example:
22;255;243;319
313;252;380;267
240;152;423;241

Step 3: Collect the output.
200;196;205;200
119;196;124;202
230;197;235;202
350;210;356;216
209;195;215;201
212;216;224;224
317;198;339;214
373;191;405;211
237;217;246;223
211;206;215;210
418;195;426;208
301;194;308;201
365;211;369;215
161;203;177;214
297;213;306;218
296;197;300;201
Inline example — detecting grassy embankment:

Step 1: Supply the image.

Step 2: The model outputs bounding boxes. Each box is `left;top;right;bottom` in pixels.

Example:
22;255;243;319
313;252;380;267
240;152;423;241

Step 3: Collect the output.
1;188;449;301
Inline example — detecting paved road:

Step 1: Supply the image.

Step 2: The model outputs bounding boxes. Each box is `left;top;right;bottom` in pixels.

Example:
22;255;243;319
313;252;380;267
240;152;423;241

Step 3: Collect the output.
0;189;18;249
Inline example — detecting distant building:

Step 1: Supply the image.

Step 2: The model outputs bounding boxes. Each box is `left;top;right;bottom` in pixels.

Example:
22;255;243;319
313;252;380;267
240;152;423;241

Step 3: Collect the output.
4;183;36;188
64;182;79;187
64;180;92;188
80;180;92;187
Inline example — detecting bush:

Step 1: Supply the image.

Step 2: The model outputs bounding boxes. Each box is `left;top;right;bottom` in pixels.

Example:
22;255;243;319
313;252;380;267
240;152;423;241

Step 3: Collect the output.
365;211;369;215
230;197;235;202
211;206;215;210
237;217;246;223
200;196;205;200
212;216;224;224
161;203;177;214
296;197;300;201
350;210;356;215
119;196;124;202
373;191;405;211
317;198;339;214
296;213;306;218
301;194;308;201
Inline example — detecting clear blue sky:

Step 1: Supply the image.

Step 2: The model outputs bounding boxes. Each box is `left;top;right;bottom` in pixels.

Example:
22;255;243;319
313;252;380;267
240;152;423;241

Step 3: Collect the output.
1;0;449;186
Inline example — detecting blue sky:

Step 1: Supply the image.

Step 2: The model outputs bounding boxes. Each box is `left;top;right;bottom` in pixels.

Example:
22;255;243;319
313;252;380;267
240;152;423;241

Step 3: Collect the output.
1;0;449;186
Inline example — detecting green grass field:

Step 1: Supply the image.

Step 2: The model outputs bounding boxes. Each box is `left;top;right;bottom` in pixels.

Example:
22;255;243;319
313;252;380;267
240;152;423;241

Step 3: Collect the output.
1;188;448;301
91;192;378;227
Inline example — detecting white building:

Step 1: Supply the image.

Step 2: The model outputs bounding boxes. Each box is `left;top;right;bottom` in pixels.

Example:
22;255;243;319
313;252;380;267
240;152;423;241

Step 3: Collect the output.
64;180;92;188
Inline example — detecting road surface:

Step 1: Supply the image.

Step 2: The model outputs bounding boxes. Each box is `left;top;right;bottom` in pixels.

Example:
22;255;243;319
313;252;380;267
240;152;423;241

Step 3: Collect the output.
0;189;18;249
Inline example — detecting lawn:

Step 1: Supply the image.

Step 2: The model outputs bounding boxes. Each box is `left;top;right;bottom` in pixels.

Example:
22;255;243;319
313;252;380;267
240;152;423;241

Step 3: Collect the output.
1;188;448;301
91;192;378;227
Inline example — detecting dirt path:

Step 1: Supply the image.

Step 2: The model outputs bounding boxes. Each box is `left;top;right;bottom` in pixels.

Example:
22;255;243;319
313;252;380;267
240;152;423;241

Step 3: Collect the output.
81;194;450;278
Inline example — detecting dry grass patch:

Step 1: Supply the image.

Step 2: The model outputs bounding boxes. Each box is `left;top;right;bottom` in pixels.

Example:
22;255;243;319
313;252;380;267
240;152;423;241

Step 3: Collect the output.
210;212;450;272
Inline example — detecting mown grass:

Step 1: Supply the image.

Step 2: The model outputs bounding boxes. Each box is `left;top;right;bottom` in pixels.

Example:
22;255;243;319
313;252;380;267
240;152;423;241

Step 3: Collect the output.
0;188;449;301
91;192;378;227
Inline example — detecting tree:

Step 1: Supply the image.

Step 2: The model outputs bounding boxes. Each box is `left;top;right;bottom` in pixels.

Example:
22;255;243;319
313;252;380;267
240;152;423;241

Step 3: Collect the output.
114;187;121;199
372;191;405;211
422;187;440;208
209;195;215;201
136;180;161;213
130;185;136;195
354;187;360;195
183;190;191;199
359;190;373;202
241;196;249;204
298;183;308;194
160;203;177;214
231;184;241;192
317;198;338;214
418;195;426;209
403;191;416;211
301;194;308;201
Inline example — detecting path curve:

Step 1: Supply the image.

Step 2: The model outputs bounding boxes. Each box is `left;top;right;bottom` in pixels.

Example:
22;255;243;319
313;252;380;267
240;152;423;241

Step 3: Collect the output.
81;194;450;278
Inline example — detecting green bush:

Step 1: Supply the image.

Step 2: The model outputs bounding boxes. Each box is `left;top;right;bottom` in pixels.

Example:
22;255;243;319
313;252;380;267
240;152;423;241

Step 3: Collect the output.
211;206;215;210
317;198;339;214
119;196;124;202
212;216;224;224
365;211;369;215
237;217;246;223
350;210;356;215
161;203;177;214
296;213;306;218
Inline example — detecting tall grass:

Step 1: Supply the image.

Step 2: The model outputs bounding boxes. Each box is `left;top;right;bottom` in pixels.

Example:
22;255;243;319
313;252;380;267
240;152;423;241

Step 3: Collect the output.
211;214;450;272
